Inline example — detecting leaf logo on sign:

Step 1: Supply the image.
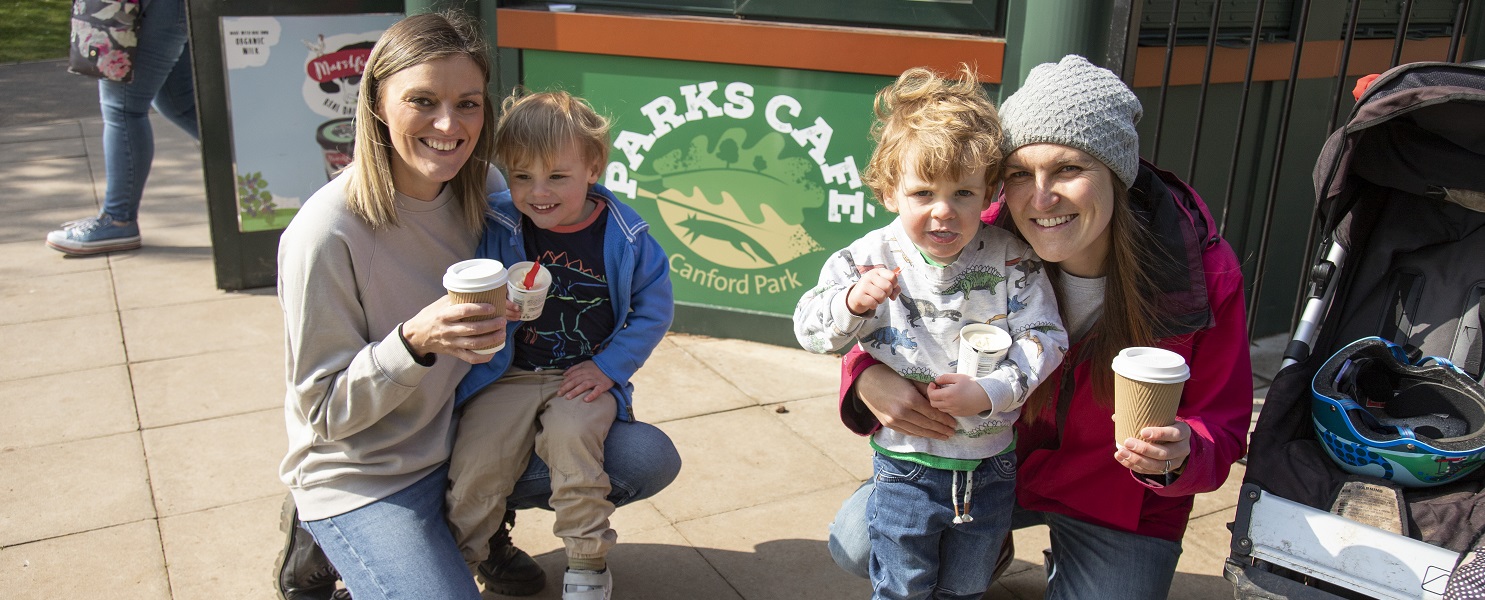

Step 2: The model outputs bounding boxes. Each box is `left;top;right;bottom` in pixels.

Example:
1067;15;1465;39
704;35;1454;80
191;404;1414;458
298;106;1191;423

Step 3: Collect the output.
634;128;823;269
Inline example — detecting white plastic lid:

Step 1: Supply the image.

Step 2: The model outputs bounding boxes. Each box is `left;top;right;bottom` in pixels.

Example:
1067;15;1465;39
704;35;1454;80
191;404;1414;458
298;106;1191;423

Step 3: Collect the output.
443;259;507;292
1111;347;1191;384
961;324;1011;352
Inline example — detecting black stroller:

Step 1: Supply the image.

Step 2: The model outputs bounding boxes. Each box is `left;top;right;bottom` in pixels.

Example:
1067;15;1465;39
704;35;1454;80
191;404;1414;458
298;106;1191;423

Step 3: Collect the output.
1227;61;1485;599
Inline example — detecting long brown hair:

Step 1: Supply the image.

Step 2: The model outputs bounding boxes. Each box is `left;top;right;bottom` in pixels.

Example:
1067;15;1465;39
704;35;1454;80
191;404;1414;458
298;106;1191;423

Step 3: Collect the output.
344;11;494;232
1020;178;1163;420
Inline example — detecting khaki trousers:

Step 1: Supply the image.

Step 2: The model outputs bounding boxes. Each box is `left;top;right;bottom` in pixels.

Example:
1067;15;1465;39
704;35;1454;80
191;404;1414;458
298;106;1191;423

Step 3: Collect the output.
446;368;617;562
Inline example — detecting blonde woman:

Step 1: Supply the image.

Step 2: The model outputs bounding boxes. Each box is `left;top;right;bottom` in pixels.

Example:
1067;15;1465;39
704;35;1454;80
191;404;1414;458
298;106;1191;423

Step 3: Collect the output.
274;14;680;599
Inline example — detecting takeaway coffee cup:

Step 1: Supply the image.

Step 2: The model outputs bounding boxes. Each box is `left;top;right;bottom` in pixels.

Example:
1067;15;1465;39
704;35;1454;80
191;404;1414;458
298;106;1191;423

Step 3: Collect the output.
1111;347;1191;445
507;261;552;321
956;324;1012;377
443;258;508;354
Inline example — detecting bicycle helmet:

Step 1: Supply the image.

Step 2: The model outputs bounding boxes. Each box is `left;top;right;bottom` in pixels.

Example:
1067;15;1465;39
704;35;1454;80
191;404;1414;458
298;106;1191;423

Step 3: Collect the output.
1311;336;1485;487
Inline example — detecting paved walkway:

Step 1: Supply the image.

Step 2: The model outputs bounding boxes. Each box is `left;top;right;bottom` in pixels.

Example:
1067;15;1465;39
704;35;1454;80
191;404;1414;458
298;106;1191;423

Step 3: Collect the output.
0;58;1283;599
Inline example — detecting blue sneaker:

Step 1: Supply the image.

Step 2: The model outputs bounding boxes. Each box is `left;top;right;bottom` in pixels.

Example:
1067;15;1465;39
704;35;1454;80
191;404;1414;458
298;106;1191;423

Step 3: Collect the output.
46;214;141;256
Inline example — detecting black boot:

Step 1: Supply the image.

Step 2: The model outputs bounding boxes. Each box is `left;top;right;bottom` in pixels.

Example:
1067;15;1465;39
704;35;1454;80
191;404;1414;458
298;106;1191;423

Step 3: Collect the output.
476;509;546;596
276;494;346;600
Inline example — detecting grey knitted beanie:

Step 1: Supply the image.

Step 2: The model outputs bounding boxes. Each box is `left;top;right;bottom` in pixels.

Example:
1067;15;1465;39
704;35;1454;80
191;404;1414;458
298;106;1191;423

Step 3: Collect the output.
999;55;1143;186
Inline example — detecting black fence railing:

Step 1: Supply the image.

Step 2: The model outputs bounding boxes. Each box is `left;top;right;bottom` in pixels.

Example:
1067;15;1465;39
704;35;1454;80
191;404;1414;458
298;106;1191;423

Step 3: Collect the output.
1107;0;1477;340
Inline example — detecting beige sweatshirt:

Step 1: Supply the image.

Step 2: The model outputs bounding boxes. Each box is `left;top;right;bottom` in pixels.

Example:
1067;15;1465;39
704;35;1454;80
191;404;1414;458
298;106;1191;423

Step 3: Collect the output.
277;173;479;521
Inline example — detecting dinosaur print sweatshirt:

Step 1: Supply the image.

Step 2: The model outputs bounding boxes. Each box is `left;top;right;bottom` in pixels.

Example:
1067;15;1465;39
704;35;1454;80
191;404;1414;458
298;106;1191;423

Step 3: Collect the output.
795;218;1068;461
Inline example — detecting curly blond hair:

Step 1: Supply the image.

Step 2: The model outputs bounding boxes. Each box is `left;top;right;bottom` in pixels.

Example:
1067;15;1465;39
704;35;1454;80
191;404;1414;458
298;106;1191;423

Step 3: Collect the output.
860;64;1003;205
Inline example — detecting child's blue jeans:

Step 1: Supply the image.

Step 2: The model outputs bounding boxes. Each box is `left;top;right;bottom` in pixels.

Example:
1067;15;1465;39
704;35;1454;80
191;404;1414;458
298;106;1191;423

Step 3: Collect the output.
867;451;1016;600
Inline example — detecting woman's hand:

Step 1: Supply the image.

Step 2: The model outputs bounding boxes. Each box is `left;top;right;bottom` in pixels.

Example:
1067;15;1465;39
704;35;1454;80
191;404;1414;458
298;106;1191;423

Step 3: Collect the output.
401;296;507;364
561;360;614;402
1115;421;1192;476
857;363;958;440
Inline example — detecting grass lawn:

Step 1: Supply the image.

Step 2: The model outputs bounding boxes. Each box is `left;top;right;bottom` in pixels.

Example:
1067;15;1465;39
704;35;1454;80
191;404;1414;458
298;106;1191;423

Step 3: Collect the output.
0;0;72;64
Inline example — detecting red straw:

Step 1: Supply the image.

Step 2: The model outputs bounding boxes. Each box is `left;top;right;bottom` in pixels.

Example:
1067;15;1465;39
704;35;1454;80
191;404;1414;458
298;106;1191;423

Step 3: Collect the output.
523;262;540;288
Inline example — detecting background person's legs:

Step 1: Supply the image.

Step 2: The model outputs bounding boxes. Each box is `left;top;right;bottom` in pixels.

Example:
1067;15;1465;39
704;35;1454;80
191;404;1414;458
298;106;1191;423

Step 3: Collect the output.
49;0;197;255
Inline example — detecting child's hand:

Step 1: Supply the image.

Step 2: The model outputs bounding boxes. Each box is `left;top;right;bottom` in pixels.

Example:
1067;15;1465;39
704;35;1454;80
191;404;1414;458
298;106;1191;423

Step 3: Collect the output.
846;267;900;316
926;373;993;417
503;298;521;321
560;360;615;402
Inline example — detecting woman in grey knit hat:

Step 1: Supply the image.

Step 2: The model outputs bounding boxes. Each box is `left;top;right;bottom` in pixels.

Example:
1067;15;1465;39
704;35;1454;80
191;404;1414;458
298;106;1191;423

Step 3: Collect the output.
829;55;1254;598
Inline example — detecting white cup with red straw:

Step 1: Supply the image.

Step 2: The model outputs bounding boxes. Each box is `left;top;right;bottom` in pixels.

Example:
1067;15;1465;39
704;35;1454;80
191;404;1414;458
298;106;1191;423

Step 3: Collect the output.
508;261;552;321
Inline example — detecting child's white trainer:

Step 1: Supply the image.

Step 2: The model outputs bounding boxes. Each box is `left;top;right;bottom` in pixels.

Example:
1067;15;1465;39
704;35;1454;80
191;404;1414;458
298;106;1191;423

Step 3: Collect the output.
562;568;611;600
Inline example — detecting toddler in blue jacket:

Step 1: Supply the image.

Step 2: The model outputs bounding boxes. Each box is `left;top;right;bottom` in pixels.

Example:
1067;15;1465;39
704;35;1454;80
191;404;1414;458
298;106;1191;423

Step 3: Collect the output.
446;90;674;600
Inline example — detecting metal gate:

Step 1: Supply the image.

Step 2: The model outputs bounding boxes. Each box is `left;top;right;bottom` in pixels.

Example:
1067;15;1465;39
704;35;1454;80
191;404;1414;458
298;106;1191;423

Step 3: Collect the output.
1105;0;1479;338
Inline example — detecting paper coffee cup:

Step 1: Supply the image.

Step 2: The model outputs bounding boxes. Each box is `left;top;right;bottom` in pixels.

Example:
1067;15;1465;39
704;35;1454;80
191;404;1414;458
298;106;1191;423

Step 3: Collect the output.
507;261;552;321
1111;347;1191;445
956;324;1012;377
443;259;508;354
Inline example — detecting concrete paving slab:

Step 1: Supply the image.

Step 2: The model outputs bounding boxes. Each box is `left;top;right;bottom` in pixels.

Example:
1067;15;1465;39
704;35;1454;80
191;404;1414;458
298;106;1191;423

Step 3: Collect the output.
119;294;282;362
0;312;124;382
0;238;107;277
495;525;744;600
0;121;84;145
1174;507;1245;598
135;192;211;227
679;338;844;403
505;499;685;562
0;136;87;164
0;365;137;451
675;482;872;600
651;406;857;523
131;343;284;429
631;340;756;423
157;496;283;600
1193;463;1246;518
0;432;155;546
0;207;102;246
111;255;227;310
140;409;285;518
0;520;170;600
0;269;117;325
0;60;100;127
104;222;215;264
772;394;875;481
0;157;96;216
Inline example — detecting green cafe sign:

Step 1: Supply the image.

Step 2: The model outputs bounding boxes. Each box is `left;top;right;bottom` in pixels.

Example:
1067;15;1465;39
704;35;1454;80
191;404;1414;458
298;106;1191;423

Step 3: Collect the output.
524;51;895;316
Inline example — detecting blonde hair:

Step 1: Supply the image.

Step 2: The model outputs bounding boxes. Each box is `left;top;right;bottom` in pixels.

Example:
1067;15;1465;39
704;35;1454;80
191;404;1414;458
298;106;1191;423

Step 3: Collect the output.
493;89;610;174
344;11;494;231
861;64;1004;204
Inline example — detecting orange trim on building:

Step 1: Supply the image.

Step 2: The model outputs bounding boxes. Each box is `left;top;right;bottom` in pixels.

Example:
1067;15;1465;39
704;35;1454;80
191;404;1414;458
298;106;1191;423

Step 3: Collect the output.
1132;37;1458;87
495;8;1005;83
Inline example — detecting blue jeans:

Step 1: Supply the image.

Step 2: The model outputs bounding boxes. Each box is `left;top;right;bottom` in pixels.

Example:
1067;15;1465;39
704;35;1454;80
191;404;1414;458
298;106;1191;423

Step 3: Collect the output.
98;0;199;222
303;420;679;598
867;452;1015;600
507;420;681;511
831;479;1183;600
303;464;482;600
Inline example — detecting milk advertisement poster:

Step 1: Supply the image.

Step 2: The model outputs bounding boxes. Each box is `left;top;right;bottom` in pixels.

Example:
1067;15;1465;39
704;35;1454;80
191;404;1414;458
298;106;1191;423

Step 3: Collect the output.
220;14;401;232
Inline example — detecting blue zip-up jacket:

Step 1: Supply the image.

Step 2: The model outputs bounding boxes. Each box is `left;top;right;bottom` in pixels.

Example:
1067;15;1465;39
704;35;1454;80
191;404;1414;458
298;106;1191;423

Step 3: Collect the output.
455;183;674;422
